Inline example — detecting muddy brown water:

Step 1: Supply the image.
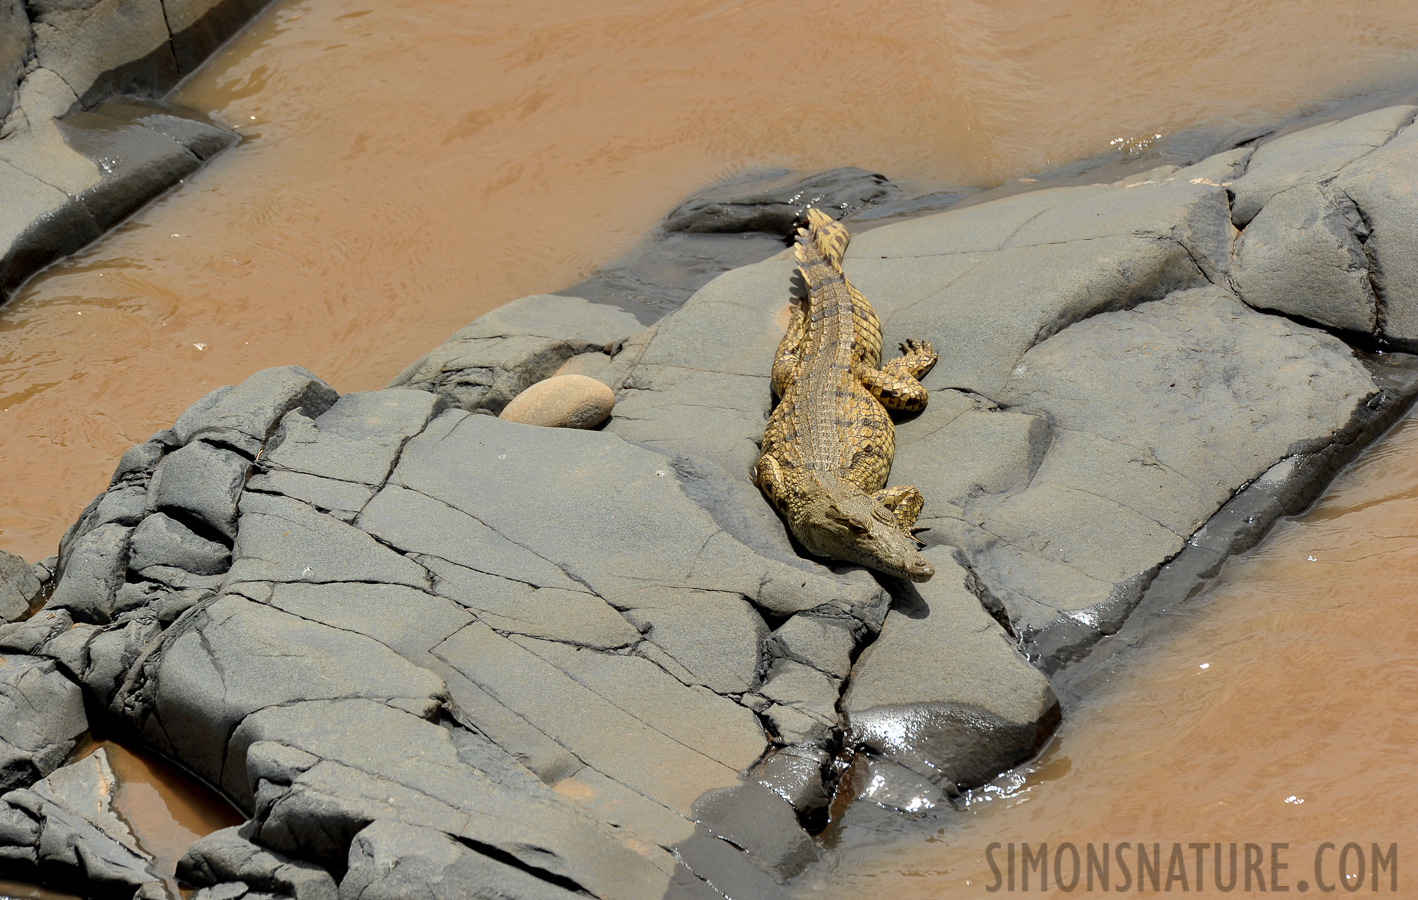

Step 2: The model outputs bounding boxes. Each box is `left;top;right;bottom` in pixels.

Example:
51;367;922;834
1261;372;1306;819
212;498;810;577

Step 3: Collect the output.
4;0;1418;896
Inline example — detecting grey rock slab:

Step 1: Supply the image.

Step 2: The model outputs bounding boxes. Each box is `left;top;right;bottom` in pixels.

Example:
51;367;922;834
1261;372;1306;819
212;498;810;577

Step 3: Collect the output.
759;660;839;745
842;550;1059;790
234;700;668;900
0;155;97;296
988;286;1376;661
172;366;339;456
262;389;443;486
389;411;887;619
1231;104;1417;226
147;440;251;540
244;471;372;521
229;492;430;590
356;481;586;592
178;825;337;900
258;581;472;661
1233;183;1377;335
123;592;448;801
862;232;1212;398
0;549;40;622
621;590;766;695
4;748;157;889
340;819;584;900
0;655;87;792
389;294;642;415
664;166;899;235
417;555;639;651
767;612;860;682
128;512;232;576
432;622;757;818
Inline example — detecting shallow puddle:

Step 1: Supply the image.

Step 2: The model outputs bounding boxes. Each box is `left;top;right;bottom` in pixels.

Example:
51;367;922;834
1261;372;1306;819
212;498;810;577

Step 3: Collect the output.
804;411;1418;896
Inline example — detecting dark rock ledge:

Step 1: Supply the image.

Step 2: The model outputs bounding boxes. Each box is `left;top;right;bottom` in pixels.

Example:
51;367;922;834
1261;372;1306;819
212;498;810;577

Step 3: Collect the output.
6;104;1418;898
0;0;280;305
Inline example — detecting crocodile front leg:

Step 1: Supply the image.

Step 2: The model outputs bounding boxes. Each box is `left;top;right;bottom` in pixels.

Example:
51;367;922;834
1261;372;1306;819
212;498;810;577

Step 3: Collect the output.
860;339;938;411
873;484;926;531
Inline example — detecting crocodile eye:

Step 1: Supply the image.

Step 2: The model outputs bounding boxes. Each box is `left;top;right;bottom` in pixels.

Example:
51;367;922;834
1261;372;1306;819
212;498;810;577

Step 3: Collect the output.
846;516;870;534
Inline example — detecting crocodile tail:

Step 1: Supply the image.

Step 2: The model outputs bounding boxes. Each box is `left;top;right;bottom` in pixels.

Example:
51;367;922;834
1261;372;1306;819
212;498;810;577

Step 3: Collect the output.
793;207;850;274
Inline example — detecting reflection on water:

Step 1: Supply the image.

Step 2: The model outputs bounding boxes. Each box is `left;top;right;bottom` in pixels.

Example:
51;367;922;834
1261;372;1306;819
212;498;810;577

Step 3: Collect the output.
803;412;1418;896
7;0;1418;559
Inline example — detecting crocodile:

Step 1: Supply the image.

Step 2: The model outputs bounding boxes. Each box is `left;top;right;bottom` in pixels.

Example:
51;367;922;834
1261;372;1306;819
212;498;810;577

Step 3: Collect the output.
752;208;938;582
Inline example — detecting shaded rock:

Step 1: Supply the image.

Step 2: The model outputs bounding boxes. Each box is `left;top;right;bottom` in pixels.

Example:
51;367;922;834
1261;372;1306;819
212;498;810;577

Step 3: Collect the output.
147;441;250;541
499;374;615;429
841;550;1059;790
0;654;87;792
0;748;157;890
128;512;231;576
179;826;337;900
664;167;900;234
27;0;177;105
0;0;28;123
389;294;642;414
0;549;41;622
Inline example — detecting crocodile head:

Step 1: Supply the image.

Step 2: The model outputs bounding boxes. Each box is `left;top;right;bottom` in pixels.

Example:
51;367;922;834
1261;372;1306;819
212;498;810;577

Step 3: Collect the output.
789;476;934;582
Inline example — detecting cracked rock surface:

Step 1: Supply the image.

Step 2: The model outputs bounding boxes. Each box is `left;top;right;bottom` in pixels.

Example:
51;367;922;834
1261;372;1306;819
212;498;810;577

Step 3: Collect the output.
5;103;1418;897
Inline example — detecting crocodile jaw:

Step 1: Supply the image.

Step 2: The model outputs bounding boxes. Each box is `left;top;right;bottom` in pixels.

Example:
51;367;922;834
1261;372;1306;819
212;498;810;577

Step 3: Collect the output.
790;488;935;582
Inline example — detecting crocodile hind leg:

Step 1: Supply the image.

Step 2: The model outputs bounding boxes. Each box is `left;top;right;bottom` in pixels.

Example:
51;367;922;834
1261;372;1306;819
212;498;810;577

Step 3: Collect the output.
860;339;938;411
753;453;792;517
873;484;926;531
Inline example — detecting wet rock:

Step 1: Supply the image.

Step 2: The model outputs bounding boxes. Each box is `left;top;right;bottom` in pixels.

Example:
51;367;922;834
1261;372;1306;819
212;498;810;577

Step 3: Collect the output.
664;167;900;234
0;654;87;792
0;748;157;891
749;745;831;828
841;550;1059;790
0;549;41;622
499;374;615;429
0;97;236;304
390;294;642;414
692;781;818;879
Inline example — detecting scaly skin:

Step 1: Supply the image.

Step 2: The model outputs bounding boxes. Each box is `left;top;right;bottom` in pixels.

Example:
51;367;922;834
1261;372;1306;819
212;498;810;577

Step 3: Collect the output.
752;208;938;582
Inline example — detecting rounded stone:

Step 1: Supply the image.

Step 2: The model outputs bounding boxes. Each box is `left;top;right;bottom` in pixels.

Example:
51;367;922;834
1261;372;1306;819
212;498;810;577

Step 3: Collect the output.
499;375;614;429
